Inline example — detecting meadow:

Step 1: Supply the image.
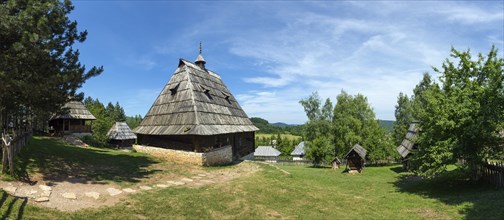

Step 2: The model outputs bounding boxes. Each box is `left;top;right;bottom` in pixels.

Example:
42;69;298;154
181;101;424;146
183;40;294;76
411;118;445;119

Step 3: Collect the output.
0;137;502;219
255;133;302;142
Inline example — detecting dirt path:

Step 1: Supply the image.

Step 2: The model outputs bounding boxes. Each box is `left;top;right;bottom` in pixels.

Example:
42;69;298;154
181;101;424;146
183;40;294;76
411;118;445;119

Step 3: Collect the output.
0;161;260;212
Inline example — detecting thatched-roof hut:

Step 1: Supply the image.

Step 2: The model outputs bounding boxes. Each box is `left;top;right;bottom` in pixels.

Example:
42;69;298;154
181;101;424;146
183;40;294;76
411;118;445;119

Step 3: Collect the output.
49;100;95;136
107;122;137;148
345;144;367;173
133;50;258;162
396;122;418;170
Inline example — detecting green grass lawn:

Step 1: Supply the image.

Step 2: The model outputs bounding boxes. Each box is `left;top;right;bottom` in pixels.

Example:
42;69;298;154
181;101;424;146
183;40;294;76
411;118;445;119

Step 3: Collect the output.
0;137;503;219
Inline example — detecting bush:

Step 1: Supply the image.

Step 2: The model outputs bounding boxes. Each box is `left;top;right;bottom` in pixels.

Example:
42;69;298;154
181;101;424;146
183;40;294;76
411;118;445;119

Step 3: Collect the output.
80;135;105;148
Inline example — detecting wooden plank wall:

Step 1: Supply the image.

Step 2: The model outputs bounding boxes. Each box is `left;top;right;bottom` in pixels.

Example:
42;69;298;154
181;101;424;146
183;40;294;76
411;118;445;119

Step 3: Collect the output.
479;162;504;188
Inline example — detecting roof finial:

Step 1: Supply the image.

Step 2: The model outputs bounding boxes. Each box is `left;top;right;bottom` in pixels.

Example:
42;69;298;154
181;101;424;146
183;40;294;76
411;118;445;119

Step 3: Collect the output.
195;41;206;69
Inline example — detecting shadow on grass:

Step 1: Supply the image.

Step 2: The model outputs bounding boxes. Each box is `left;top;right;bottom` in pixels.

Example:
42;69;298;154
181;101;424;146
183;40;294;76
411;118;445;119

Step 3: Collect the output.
393;167;504;219
307;165;332;169
13;137;160;185
0;191;27;219
389;166;405;174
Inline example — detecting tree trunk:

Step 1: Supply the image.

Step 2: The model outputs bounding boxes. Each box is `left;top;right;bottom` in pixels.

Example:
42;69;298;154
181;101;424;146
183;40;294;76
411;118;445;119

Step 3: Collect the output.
469;159;480;181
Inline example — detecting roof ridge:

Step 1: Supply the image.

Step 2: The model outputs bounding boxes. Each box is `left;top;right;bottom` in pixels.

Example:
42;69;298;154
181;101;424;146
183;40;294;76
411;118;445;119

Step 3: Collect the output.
185;66;200;126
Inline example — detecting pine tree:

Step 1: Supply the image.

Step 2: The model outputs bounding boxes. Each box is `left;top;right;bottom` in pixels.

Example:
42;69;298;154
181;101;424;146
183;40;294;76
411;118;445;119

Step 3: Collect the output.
0;0;102;129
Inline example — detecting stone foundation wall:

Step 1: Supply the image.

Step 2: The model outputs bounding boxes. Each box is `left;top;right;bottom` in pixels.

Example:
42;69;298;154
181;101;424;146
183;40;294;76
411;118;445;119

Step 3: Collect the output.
133;144;233;166
202;145;232;166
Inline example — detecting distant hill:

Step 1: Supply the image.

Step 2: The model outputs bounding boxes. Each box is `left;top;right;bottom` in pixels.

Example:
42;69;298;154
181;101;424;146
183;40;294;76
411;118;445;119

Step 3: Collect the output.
378;120;394;133
271;122;299;128
250;117;303;135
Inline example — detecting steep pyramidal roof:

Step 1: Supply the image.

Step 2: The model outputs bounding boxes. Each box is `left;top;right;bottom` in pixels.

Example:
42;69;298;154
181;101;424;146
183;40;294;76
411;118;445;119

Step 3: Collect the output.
107;122;137;140
133;58;258;136
51;100;96;120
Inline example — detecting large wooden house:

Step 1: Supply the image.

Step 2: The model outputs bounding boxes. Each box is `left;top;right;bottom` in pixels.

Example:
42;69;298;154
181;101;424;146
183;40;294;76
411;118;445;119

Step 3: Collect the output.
133;50;258;161
345;144;367;173
49;100;95;136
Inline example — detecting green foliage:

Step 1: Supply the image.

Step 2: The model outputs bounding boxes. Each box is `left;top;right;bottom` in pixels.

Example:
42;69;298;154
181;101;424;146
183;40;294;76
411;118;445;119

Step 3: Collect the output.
411;46;504;179
332;91;395;161
320;98;333;122
84;96;133;146
392;93;414;145
299;92;335;164
305;136;333;165
126;114;143;129
299;90;395;164
299;91;322;121
0;0;102;127
250;117;304;136
378;120;394;133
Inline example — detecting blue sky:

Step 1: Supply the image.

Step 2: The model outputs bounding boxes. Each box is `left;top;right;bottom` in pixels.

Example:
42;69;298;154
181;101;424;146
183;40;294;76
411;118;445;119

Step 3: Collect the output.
72;1;503;125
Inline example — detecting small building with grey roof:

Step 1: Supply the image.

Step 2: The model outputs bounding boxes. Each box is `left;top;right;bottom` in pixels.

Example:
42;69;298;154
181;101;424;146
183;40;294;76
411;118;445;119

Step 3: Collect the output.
49;100;96;136
291;141;305;160
345;144;367;173
107;122;137;148
254;146;281;162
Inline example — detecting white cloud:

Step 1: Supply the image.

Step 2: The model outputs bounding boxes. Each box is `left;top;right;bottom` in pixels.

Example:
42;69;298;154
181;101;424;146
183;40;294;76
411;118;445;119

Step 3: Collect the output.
439;4;503;24
228;1;501;123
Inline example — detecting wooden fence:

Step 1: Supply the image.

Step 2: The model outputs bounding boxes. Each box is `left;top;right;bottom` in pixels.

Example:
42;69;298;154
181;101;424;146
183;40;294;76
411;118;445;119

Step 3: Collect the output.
1;128;32;176
479;161;504;188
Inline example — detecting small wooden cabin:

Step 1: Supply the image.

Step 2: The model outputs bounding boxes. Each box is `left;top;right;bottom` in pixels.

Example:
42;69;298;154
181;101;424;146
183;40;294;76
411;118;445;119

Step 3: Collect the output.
49;100;95;136
396;122;419;170
107;122;137;148
291;141;305;161
254;146;281;162
345;144;367;173
133;49;258;162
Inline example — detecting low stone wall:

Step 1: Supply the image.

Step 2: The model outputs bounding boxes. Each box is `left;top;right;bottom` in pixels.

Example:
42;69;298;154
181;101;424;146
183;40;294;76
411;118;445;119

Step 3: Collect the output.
133;144;233;166
202;145;232;166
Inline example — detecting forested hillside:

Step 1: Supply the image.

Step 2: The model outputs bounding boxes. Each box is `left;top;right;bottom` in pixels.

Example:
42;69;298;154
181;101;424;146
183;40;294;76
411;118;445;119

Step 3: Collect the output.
250;117;303;135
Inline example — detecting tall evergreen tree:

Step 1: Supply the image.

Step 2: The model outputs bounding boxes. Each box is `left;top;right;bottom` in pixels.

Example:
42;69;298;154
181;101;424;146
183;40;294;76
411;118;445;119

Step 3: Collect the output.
0;0;102;129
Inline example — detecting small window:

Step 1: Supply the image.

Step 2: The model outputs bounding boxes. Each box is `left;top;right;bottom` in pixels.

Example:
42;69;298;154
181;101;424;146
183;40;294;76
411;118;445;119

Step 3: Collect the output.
204;90;212;100
222;92;231;104
170;83;180;96
200;85;212;100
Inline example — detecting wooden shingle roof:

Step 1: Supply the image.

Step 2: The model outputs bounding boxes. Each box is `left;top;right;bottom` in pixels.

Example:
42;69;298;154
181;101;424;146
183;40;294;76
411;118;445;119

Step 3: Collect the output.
291;141;305;156
107;122;137;140
345;144;367;159
133;58;258;136
396;123;418;158
254;146;281;157
51;100;96;120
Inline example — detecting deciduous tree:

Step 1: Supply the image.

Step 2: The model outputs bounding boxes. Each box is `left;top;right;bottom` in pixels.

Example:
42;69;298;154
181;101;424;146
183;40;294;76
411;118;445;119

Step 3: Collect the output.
412;46;504;179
